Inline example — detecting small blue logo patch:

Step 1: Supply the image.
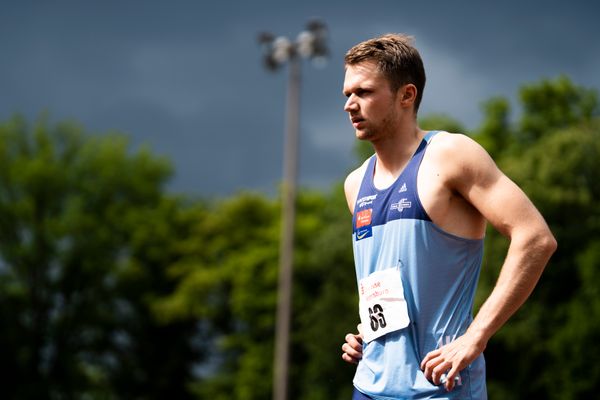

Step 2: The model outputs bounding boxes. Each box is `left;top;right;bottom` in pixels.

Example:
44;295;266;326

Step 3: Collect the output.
356;226;372;240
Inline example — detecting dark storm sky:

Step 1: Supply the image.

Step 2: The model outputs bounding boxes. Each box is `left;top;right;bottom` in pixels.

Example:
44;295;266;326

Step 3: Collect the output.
2;0;599;196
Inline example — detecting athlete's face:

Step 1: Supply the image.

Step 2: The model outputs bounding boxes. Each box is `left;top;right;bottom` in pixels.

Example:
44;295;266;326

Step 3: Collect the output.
343;61;400;141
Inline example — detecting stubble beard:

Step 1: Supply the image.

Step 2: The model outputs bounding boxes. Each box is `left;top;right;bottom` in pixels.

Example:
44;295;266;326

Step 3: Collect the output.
353;96;400;143
355;113;397;144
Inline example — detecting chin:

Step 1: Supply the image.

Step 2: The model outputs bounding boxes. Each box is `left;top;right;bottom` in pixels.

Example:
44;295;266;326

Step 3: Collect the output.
356;131;374;141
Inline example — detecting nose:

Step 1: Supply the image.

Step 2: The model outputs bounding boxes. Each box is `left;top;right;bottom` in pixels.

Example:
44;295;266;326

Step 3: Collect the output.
344;95;358;112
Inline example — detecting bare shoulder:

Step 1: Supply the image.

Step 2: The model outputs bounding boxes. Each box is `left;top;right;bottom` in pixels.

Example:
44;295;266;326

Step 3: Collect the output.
423;131;551;239
344;158;371;214
428;132;493;163
426;132;500;189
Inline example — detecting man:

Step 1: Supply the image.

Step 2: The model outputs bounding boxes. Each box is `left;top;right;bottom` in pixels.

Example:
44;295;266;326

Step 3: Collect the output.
340;34;557;399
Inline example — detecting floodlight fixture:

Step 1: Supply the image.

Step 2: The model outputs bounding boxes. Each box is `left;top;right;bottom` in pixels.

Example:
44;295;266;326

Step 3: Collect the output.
258;19;329;71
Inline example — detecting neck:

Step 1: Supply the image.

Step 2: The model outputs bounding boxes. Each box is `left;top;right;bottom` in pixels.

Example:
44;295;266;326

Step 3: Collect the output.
370;124;426;188
373;124;425;170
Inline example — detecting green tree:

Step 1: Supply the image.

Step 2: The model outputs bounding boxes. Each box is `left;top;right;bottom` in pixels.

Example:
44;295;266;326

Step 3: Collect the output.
153;193;281;399
289;186;357;400
154;187;358;400
476;97;514;159
0;115;199;399
518;75;598;144
473;78;600;399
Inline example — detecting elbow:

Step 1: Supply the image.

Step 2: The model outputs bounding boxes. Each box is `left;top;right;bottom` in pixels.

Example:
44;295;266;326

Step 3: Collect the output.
538;229;558;259
548;234;558;256
516;227;557;263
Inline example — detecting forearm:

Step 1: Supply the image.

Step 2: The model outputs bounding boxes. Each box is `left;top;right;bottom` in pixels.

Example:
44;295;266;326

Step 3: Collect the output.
467;230;557;345
417;234;554;392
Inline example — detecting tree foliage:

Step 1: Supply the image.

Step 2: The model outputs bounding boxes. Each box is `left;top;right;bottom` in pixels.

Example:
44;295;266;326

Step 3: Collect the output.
153;187;357;399
473;77;600;399
0;115;198;399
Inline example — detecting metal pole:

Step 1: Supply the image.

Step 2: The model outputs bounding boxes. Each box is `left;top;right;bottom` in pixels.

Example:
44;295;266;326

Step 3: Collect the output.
273;54;301;400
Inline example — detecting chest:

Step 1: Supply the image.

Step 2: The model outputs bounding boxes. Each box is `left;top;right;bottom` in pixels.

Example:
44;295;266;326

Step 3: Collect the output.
354;169;430;235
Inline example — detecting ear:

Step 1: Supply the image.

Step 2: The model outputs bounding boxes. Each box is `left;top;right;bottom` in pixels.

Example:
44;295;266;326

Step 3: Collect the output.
398;84;417;109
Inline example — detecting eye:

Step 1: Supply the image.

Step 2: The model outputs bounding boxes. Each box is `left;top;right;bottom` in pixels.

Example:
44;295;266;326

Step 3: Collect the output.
343;88;371;98
355;88;370;97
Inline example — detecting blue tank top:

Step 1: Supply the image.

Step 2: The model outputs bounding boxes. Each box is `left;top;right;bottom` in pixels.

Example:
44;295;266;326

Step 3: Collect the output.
352;132;487;399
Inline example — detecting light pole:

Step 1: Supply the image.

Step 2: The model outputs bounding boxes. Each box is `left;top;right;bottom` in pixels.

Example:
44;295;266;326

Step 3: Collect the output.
258;20;328;400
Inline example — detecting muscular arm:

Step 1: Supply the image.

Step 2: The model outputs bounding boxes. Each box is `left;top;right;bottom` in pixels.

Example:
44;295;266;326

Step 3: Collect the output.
420;135;557;391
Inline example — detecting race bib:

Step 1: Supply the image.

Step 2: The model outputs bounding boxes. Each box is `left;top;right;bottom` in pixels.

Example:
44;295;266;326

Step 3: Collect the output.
358;267;410;343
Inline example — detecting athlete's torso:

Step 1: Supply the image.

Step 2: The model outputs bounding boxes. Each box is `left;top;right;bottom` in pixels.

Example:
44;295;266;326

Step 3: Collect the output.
351;131;487;399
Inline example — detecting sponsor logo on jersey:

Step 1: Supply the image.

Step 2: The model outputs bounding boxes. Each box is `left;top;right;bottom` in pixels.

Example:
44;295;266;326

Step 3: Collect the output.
356;209;373;228
355;208;373;241
391;198;412;212
356;194;377;208
356;226;372;240
399;183;407;193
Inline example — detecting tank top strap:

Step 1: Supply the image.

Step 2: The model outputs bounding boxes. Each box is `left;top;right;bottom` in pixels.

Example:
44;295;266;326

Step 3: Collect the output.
423;130;442;143
352;154;375;201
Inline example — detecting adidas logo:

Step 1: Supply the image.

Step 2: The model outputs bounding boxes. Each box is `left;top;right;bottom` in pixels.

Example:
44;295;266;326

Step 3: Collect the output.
399;183;407;193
